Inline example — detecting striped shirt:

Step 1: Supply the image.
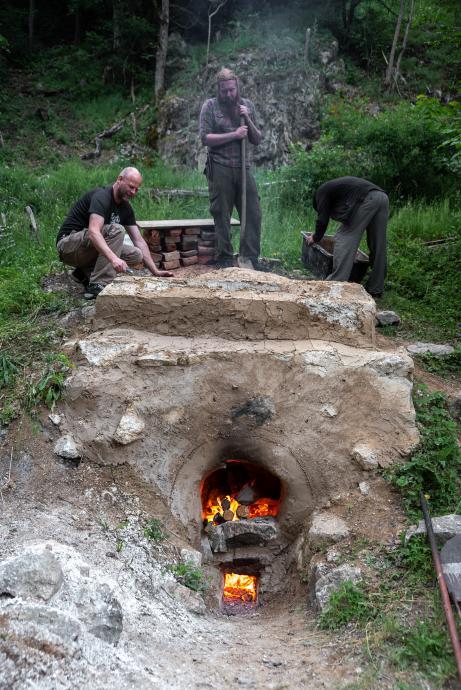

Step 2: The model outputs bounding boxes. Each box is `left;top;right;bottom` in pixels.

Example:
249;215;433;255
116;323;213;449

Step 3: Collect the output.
199;97;258;169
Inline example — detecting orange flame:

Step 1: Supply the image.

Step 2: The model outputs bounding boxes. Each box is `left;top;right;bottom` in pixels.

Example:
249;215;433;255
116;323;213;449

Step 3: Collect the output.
203;495;279;524
223;573;257;602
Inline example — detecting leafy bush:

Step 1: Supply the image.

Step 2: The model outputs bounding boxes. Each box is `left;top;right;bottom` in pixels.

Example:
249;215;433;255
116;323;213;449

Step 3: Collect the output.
390;619;456;680
143;518;166;543
385;386;461;519
24;353;72;411
318;580;376;629
168;563;207;593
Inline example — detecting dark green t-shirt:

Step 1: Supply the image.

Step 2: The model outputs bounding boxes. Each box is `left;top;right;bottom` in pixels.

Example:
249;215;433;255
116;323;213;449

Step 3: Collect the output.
56;186;136;244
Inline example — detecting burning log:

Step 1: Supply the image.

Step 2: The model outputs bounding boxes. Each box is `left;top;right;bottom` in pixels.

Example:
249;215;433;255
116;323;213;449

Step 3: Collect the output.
236;505;249;519
220;497;231;511
222;509;235;522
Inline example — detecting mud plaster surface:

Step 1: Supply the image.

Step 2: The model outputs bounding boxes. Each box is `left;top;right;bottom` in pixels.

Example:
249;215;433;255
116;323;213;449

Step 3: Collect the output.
0;433;411;690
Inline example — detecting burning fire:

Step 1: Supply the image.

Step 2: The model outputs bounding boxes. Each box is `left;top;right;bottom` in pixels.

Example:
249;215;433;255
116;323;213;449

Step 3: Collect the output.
203;494;279;524
223;573;257;602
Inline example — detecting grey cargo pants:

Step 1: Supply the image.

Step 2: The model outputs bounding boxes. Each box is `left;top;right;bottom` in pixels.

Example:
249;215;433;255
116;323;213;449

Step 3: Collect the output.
328;189;389;295
207;161;261;262
57;223;142;286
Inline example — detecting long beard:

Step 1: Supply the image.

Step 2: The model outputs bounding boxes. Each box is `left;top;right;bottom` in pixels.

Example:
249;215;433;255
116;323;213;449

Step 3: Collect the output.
218;94;239;112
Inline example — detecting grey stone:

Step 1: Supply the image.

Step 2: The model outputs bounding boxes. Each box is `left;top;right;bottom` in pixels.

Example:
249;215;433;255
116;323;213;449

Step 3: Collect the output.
171;583;206;615
113;405;145;445
376;310;401;326
0;549;63;602
358;482;370;496
54;434;81;460
406;342;455;357
208;518;278;553
73;582;123;644
406;514;461;545
320;404;337;418
308;513;350;549
314;564;362;610
48;413;62;426
351;444;378;470
2;601;82;654
180;548;202;568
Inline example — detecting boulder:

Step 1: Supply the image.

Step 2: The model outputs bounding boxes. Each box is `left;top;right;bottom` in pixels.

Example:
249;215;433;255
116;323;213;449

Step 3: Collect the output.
376;310;401;327
180;548;202;569
54;434;81;460
208;518;278;553
72;582;123;645
308;513;350;549
314;564;362;610
113;405;145;445
0;549;63;602
406;514;461;545
406;342;455;357
351;444;378;470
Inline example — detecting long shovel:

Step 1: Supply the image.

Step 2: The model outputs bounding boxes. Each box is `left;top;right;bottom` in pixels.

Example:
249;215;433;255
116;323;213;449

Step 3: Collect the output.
237;114;251;269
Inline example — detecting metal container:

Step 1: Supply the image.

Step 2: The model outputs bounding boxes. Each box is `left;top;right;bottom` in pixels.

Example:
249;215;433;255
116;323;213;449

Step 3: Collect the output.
301;232;369;283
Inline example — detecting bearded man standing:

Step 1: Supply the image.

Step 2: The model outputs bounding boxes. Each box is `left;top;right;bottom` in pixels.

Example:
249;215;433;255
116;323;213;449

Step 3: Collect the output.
56;167;172;299
199;68;262;269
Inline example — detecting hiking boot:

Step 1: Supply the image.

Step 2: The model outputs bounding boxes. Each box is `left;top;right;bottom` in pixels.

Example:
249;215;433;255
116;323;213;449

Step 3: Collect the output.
237;256;254;270
84;283;105;300
71;267;89;288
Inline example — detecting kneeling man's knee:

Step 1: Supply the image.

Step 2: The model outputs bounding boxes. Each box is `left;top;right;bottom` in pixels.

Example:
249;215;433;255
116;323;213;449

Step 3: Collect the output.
103;223;125;239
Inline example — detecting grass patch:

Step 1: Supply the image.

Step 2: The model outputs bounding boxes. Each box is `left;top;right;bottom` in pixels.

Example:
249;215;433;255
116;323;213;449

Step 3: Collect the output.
143;518;166;543
318;580;376;630
384;385;461;520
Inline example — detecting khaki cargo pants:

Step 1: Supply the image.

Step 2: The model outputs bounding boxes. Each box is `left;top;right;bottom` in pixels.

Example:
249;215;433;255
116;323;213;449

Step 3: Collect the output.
57;223;142;286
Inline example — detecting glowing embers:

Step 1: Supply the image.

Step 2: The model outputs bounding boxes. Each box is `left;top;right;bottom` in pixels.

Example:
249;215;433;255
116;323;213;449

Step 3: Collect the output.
223;573;258;612
201;460;282;527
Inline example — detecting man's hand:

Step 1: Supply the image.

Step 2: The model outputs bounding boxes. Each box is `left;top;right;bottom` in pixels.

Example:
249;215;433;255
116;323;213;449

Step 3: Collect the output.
154;269;174;278
235;125;248;140
111;256;129;272
306;233;316;246
239;104;250;121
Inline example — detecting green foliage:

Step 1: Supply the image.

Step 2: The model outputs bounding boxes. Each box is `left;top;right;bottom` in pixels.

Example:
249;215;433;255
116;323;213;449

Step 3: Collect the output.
318;581;376;630
392;534;433;584
384;386;461;520
280;98;460;205
168;562;207;593
416;348;461;377
390;618;456;680
143;518;166;543
24;353;72;411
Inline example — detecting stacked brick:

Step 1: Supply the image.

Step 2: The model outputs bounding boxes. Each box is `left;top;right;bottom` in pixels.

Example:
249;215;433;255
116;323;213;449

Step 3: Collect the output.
143;227;216;270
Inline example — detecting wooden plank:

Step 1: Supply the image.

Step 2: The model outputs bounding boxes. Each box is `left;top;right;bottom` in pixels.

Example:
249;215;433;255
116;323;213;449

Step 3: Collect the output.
138;218;240;230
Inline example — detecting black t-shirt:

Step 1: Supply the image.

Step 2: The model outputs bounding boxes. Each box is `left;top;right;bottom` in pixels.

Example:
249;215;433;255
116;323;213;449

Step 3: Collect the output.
312;177;384;242
56;186;136;244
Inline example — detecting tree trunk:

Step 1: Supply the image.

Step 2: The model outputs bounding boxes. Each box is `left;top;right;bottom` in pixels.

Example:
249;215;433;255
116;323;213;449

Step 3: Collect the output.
394;0;415;83
384;0;404;88
28;0;35;50
206;1;227;69
113;0;121;51
74;3;81;45
154;0;169;103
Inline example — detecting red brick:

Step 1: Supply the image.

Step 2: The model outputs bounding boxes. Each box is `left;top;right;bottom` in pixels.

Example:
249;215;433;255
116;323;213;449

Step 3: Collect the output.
164;243;178;252
150;252;163;262
200;231;216;241
162;259;180;270
180;249;198;258
198;245;215;256
198;240;215;247
184;228;201;235
162;250;180;261
181;256;199;266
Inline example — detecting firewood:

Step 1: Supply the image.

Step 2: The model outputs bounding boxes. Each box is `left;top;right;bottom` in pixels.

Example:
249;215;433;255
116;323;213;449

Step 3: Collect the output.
236;505;249;519
221;497;231;511
222;509;234;521
213;513;225;525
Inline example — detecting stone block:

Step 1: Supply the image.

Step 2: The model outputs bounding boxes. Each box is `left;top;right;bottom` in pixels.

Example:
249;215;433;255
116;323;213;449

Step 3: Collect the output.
0;549;63;601
308;513;350;548
180;249;198;258
162;259;180;270
181;256;198;266
406;514;461;545
198;246;215;256
314;564;362;610
162;250;180;262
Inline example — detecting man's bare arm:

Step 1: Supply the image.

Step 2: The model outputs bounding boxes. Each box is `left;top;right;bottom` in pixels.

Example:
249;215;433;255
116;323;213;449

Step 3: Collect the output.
239;105;261;145
88;213;128;273
126;225;173;277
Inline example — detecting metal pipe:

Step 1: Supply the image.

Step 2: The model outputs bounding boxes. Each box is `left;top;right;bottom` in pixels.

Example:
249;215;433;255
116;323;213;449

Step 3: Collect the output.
419;490;461;681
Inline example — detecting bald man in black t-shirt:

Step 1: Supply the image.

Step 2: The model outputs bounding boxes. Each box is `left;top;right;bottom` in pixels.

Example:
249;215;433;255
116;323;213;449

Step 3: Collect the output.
57;167;172;299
